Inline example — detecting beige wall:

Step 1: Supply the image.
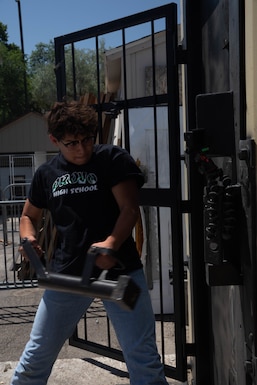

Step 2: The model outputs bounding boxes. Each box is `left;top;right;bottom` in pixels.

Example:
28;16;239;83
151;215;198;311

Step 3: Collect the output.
245;1;257;139
0;112;56;154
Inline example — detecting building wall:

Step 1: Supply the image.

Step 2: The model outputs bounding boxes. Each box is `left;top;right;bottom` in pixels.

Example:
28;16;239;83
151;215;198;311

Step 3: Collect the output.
0;112;56;153
245;1;257;140
0;113;57;199
105;31;167;99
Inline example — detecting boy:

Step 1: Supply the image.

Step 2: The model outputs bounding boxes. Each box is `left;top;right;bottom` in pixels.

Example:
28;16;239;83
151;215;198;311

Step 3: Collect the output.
11;100;169;385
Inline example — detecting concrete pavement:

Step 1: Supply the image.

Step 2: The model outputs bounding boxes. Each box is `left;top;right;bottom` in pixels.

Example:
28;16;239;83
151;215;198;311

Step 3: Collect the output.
1;358;130;385
0;287;186;385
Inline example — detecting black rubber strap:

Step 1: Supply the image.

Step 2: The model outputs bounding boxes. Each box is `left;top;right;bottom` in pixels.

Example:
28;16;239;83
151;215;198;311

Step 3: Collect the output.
88;246;117;257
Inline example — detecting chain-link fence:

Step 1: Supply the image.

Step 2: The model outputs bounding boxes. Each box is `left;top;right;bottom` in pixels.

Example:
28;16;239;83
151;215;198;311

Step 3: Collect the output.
0;152;58;288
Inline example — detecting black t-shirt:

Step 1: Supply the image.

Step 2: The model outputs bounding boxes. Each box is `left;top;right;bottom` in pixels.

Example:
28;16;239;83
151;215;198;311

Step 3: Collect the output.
28;144;144;276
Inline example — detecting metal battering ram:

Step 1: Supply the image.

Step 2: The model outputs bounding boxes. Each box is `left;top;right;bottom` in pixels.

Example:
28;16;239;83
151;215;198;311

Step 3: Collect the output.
21;238;140;311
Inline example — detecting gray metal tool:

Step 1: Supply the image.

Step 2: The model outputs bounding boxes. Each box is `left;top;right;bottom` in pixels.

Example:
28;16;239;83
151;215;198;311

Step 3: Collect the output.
21;238;140;311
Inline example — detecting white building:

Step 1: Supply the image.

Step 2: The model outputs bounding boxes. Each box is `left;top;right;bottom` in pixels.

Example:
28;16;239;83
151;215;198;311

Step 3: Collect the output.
0;112;57;200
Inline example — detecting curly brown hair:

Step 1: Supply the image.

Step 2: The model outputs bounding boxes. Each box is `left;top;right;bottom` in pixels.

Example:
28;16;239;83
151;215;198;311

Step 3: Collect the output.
47;101;98;140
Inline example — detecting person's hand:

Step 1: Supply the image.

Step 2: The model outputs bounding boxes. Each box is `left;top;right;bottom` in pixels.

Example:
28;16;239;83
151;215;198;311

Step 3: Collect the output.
90;241;117;270
19;236;43;261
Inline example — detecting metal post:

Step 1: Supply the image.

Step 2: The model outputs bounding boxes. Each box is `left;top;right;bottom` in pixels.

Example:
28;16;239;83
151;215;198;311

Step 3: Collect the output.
15;0;28;110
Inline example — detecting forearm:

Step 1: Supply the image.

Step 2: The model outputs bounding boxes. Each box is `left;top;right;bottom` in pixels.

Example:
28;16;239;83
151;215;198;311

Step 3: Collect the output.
92;179;141;269
20;215;38;240
19;215;43;259
104;205;139;251
19;199;43;240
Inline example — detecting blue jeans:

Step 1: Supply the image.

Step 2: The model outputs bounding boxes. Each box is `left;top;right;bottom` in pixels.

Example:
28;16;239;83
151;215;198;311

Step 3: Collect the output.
11;268;169;385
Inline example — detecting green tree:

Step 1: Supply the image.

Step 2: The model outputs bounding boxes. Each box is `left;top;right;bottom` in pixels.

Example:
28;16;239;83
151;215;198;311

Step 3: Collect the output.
65;38;106;99
0;20;107;121
28;41;56;112
29;41;55;72
28;39;106;111
0;22;31;126
0;21;8;44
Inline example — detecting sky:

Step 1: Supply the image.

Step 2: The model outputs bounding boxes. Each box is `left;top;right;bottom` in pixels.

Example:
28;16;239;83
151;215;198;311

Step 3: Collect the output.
0;0;180;56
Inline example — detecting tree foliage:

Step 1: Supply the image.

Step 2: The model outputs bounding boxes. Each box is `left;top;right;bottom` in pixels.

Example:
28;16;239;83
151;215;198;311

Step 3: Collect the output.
0;21;107;125
28;41;56;112
65;39;106;100
0;22;30;126
29;38;106;111
0;22;8;44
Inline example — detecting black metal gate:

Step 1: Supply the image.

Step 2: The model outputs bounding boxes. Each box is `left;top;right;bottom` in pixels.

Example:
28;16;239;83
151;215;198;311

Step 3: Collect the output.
54;3;188;382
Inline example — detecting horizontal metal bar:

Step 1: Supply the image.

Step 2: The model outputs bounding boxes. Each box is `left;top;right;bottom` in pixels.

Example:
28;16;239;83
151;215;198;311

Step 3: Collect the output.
54;4;176;46
69;336;125;362
0;200;25;205
139;189;191;212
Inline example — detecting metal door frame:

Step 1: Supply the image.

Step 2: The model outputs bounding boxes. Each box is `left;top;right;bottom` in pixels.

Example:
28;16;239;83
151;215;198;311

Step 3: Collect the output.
54;3;188;381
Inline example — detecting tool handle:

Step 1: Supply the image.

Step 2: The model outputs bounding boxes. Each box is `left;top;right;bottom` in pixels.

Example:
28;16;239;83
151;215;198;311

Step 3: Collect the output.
89;246;125;269
21;239;140;310
82;246;124;286
21;238;47;278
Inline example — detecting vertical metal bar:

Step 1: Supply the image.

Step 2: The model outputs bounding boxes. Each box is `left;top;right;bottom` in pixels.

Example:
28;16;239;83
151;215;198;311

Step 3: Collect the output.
71;43;77;100
95;36;103;143
84;314;88;340
15;0;28;110
150;19;166;362
229;0;246;141
156;206;166;363
166;4;187;380
2;203;8;246
107;317;112;347
121;28;130;152
2;203;9;282
96;36;101;104
54;40;66;101
183;0;213;383
151;20;157;100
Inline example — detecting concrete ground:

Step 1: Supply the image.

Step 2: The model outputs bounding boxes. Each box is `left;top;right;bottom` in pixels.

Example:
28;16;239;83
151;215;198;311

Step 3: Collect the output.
0;287;187;385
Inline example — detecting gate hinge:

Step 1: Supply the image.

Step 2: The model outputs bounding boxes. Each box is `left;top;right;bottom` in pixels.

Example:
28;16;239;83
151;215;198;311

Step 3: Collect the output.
177;45;188;64
238;139;255;209
185;342;196;356
244;356;257;380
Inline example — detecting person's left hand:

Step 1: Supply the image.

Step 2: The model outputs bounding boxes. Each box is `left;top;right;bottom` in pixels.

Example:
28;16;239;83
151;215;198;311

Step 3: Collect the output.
90;242;117;270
